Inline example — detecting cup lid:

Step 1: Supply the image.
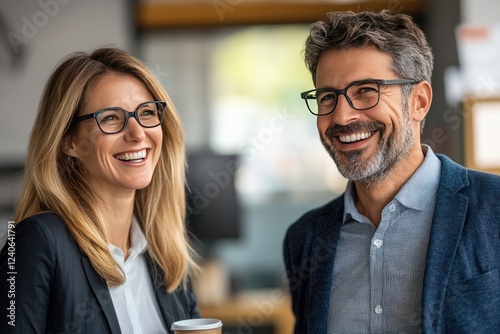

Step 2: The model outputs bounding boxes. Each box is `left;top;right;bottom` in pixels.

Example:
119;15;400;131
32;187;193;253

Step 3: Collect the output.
171;318;222;330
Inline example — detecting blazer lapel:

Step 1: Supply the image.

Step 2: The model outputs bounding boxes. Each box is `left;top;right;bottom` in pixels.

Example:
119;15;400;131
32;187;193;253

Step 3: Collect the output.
307;199;344;334
422;155;469;331
82;256;122;334
145;254;180;334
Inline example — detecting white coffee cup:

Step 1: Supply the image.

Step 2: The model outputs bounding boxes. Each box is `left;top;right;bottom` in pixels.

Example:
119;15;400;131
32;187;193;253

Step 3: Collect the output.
171;318;223;334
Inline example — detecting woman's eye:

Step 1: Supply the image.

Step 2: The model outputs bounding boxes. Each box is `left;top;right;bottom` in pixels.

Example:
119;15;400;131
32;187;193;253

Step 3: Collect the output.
99;112;122;123
141;109;156;116
139;109;157;118
102;115;117;121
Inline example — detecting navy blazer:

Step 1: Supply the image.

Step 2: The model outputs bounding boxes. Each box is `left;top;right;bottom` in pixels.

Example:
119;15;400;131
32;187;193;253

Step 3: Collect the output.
283;154;500;333
0;212;200;333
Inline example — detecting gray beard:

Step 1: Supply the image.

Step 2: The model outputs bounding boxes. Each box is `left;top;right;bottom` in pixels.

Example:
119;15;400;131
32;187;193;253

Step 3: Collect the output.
321;109;414;185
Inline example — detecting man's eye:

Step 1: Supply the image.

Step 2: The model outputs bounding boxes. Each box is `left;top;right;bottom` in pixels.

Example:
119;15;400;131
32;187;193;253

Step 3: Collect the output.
351;84;379;96
319;93;336;104
358;86;378;93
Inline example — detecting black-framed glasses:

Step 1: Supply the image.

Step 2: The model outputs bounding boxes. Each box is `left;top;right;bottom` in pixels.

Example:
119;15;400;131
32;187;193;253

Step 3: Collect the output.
75;101;166;134
301;79;419;116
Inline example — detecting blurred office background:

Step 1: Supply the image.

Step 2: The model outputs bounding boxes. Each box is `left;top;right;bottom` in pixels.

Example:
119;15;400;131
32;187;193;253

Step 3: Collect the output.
1;0;499;333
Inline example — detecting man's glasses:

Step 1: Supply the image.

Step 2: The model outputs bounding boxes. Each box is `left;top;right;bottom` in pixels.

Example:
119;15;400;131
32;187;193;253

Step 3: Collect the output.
300;79;418;116
75;101;166;134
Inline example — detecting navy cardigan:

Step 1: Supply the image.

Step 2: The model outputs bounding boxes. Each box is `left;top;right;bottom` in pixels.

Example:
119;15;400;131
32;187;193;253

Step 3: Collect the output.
284;154;500;333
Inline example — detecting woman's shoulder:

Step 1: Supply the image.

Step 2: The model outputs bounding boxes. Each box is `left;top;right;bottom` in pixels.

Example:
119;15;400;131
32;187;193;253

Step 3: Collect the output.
22;212;62;220
16;212;66;232
15;212;74;246
9;212;84;268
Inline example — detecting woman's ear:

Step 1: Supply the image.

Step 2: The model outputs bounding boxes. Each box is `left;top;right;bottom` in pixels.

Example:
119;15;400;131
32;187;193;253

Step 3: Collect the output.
62;135;78;158
411;80;433;122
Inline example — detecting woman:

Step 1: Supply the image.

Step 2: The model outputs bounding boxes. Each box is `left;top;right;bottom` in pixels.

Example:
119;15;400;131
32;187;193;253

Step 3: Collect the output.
0;47;200;333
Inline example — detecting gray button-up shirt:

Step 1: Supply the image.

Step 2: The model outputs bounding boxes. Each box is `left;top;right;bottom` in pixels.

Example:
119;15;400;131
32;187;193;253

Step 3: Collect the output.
328;146;441;333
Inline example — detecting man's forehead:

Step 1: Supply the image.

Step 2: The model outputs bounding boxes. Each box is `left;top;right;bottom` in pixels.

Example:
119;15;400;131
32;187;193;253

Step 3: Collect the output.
315;47;395;88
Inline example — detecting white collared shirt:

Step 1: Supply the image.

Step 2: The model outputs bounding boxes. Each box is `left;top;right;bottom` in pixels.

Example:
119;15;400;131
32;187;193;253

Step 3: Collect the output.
108;217;167;334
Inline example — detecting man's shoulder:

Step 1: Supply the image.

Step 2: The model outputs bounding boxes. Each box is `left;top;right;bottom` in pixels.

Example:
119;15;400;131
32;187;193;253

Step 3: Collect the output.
437;153;500;192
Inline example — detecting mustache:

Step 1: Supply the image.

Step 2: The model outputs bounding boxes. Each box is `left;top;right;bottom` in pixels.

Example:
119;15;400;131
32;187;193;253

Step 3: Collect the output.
325;121;385;138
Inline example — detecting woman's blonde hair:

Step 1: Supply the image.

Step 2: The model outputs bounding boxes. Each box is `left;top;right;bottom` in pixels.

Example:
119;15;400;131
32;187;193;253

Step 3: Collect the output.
15;47;198;291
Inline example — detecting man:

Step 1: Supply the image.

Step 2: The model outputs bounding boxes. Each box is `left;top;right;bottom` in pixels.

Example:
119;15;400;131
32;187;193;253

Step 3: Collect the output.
283;10;500;334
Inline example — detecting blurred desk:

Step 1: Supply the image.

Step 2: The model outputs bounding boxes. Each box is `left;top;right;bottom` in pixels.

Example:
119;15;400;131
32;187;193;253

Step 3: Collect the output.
198;289;294;334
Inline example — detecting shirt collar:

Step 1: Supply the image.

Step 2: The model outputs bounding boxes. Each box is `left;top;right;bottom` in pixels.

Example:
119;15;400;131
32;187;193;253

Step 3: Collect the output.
128;216;148;258
395;145;441;211
343;181;365;224
343;145;441;223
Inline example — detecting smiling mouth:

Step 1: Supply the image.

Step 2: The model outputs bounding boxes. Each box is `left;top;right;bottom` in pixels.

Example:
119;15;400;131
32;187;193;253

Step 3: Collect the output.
338;131;375;143
115;149;147;162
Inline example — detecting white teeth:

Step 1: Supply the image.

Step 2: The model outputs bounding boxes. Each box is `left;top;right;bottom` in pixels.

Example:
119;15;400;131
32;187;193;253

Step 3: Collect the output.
116;149;146;161
339;131;374;143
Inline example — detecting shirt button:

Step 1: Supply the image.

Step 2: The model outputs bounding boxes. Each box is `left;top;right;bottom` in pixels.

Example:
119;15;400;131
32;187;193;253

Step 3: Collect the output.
373;239;383;248
389;204;396;212
375;305;383;314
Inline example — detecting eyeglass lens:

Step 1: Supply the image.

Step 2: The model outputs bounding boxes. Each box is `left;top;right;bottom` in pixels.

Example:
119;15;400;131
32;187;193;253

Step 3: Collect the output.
97;102;163;133
306;81;380;115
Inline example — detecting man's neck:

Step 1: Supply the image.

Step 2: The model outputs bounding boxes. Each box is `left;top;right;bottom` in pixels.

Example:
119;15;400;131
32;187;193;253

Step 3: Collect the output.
353;146;426;227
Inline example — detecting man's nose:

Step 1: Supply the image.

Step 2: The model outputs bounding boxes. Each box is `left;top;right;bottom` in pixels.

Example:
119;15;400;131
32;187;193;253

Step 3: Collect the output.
327;94;360;126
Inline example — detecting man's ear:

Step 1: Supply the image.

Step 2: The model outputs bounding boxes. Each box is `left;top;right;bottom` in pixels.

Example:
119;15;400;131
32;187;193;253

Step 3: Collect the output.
62;135;78;158
411;80;432;122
